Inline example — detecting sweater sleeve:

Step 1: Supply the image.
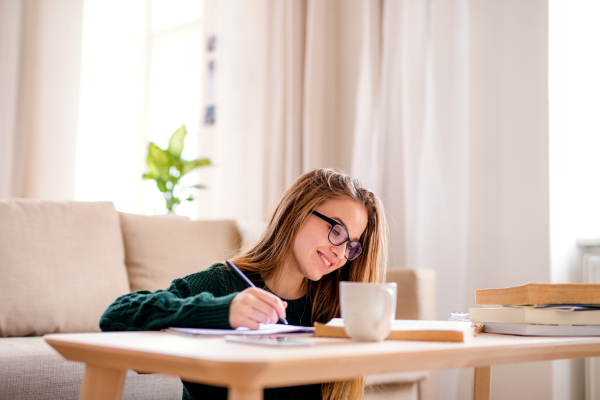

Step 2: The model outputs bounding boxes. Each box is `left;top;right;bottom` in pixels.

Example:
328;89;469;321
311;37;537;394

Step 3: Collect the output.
99;264;240;331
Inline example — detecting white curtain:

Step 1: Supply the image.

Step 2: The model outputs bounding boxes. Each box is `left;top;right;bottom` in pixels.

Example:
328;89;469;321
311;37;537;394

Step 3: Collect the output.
351;1;552;400
262;0;359;205
462;1;552;399
0;0;21;198
352;0;470;328
351;2;469;399
0;0;84;200
263;0;308;205
202;0;363;220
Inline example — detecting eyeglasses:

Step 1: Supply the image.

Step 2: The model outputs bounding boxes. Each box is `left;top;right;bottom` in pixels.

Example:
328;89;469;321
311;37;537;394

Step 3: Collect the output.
311;211;363;261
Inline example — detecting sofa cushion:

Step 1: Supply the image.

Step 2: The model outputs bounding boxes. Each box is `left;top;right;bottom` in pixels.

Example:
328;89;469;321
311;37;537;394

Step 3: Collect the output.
119;213;241;292
0;337;182;400
0;200;131;337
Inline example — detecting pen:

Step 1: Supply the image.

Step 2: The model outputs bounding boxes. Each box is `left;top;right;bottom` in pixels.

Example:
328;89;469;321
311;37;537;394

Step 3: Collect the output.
225;260;288;325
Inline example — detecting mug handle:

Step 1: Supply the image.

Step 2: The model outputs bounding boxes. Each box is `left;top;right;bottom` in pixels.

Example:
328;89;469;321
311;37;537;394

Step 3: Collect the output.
374;287;395;333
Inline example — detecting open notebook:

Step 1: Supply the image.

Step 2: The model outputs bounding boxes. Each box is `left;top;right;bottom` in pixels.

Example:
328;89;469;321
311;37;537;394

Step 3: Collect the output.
166;324;314;336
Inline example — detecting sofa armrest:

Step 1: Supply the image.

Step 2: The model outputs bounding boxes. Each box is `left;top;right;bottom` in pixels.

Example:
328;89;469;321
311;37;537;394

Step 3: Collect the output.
386;268;436;321
367;268;438;400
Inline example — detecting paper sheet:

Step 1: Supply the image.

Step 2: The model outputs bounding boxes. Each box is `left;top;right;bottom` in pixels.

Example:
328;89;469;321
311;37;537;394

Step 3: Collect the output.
166;324;315;336
326;318;472;332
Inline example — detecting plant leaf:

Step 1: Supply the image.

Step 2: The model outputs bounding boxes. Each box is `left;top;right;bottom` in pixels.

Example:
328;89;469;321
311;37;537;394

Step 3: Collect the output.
181;158;211;177
142;173;153;179
147;143;171;181
167;125;186;159
187;184;207;189
156;179;168;193
185;197;194;201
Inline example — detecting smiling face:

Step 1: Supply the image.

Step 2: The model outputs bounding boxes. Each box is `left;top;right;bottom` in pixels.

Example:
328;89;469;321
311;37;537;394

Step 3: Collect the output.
287;197;369;282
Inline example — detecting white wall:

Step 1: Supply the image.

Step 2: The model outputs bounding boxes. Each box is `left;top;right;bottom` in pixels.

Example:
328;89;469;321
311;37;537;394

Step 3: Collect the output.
549;0;600;289
549;1;600;399
458;0;552;399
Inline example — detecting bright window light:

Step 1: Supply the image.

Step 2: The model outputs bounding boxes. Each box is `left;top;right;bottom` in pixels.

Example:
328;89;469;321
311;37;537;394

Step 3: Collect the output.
145;2;203;217
76;0;203;217
549;0;600;282
151;0;202;32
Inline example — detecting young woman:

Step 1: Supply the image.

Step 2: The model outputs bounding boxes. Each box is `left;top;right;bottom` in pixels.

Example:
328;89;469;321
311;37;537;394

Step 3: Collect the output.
100;168;388;400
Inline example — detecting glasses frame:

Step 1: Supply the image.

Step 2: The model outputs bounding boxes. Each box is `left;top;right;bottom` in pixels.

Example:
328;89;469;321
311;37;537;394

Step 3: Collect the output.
311;211;363;261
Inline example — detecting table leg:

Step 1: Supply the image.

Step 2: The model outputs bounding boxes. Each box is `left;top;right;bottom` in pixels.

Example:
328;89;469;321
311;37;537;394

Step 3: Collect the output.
473;366;491;400
228;386;262;400
79;364;126;400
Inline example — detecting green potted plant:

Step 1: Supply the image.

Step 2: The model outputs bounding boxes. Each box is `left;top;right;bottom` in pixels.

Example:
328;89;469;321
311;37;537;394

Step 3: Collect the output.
142;125;211;213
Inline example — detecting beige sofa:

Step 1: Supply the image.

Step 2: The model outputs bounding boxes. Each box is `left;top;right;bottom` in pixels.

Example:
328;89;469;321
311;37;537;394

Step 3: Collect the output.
0;199;437;400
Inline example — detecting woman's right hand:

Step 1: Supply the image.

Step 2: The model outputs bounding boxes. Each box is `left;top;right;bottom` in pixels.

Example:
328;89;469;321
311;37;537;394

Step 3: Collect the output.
229;287;288;330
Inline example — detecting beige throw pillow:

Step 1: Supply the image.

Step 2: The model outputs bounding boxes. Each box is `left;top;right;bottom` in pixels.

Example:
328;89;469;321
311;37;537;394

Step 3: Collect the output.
0;200;131;337
119;213;242;292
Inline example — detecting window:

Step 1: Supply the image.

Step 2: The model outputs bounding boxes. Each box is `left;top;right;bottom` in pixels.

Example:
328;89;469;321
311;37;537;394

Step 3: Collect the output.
549;0;600;283
75;0;204;218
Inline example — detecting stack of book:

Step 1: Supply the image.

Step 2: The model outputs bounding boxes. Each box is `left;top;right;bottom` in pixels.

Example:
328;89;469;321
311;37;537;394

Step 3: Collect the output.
470;283;600;336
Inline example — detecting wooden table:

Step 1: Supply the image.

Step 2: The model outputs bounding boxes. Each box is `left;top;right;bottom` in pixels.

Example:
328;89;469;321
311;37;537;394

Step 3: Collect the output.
45;332;600;400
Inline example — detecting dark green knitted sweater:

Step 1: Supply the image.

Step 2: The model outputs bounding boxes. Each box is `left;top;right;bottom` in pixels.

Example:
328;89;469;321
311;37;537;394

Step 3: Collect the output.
100;263;321;400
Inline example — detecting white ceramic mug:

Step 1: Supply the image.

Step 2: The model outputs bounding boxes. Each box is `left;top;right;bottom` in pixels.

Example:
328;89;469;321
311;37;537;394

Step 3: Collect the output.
339;282;397;342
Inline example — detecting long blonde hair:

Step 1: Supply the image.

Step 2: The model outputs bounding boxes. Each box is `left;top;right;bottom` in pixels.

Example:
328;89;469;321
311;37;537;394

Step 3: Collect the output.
231;169;388;400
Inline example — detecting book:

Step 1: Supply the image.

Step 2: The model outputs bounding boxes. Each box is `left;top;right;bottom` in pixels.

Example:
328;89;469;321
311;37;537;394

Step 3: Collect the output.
469;306;600;325
482;322;600;336
314;318;473;343
475;283;600;306
166;324;314;336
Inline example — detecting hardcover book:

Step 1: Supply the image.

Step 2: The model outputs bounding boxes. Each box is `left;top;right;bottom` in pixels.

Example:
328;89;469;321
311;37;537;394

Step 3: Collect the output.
482;322;600;337
315;318;473;343
475;283;600;306
469;307;600;325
